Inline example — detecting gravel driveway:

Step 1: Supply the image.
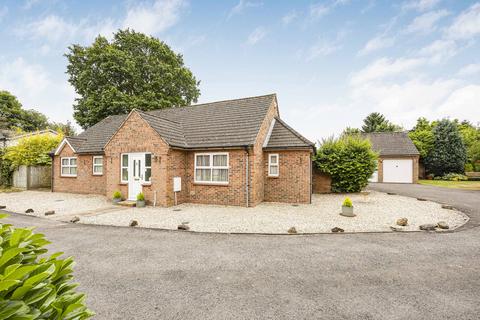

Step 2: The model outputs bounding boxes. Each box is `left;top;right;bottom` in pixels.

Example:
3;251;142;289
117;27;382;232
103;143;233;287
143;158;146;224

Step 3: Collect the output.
0;190;467;233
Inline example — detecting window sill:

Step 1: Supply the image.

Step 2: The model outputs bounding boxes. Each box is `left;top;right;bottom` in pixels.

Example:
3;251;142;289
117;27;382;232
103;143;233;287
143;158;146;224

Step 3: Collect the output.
60;175;77;178
193;182;229;187
92;174;103;176
268;175;279;178
119;182;128;185
142;183;152;186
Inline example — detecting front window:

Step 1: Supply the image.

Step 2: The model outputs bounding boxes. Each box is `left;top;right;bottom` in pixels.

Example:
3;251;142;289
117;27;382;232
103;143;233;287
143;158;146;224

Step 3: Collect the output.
61;157;77;177
268;154;279;177
195;153;229;184
93;156;103;175
145;153;152;183
121;154;129;183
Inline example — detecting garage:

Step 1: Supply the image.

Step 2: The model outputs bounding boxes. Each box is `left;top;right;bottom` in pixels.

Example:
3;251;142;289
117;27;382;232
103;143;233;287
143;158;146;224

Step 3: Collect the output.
382;159;413;183
363;132;420;184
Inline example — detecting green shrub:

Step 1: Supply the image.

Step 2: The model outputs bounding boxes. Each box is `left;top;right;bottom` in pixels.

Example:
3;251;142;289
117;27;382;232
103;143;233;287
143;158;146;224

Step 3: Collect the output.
464;163;474;172
314;135;378;193
342;197;353;207
136;192;145;201
0;150;14;187
3;134;63;168
441;173;468;181
0;213;94;319
112;190;122;199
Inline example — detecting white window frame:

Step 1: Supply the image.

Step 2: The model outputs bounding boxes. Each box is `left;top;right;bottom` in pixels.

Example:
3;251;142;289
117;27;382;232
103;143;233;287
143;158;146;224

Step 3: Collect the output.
60;157;77;177
268;154;279;177
121;153;129;183
194;152;229;184
144;153;152;184
92;156;103;175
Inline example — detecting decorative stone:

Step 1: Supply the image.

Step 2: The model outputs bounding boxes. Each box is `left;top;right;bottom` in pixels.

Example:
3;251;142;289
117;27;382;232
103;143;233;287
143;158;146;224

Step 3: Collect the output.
419;223;436;231
396;218;408;226
70;216;80;223
331;227;344;233
178;224;190;231
129;220;138;227
287;227;297;234
437;221;449;229
387;192;396;195
390;226;403;232
25;208;34;213
417;198;427;201
173;208;182;212
0;205;6;209
44;210;55;216
441;204;454;210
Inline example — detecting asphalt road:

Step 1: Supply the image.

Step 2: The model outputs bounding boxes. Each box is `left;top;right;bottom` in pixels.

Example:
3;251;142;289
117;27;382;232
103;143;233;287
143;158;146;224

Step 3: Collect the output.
3;184;480;320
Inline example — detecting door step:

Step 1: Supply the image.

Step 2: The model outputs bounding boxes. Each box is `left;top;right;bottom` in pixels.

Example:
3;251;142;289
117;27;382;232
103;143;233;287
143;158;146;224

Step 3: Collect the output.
117;200;137;207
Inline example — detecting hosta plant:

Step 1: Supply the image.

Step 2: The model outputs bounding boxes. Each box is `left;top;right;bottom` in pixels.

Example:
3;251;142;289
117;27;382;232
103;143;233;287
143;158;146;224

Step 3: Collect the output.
0;213;94;319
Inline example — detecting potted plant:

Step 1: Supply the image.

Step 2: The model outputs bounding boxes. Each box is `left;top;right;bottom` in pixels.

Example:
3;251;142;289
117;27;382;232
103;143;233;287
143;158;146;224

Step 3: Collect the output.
340;197;355;217
136;192;146;208
112;190;122;204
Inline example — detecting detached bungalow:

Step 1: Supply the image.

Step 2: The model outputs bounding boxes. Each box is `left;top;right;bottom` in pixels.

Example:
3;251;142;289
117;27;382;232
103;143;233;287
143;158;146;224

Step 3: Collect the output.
53;94;315;207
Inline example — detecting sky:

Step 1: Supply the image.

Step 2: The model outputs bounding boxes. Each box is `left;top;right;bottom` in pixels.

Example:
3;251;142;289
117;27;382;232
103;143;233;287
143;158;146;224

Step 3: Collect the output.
0;0;479;141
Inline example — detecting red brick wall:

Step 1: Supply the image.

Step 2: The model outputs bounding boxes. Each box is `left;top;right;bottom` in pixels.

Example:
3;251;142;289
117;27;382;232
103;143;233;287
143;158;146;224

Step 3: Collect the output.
166;149;188;206
263;150;312;203
104;111;170;204
312;168;331;193
52;143;106;195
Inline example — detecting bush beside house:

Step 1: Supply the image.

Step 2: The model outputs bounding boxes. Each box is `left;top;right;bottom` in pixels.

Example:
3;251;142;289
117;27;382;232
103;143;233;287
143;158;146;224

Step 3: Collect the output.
314;135;378;193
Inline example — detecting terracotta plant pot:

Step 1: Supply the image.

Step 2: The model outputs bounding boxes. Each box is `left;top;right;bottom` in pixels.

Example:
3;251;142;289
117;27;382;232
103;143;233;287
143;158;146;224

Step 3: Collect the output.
340;205;355;217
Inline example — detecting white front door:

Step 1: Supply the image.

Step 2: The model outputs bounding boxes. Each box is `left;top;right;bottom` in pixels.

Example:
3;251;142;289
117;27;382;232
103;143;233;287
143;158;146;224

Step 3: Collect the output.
128;154;144;200
383;159;413;183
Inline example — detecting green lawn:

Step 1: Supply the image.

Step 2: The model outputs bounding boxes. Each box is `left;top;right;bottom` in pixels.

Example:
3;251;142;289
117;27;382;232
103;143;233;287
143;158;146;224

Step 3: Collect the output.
419;179;480;190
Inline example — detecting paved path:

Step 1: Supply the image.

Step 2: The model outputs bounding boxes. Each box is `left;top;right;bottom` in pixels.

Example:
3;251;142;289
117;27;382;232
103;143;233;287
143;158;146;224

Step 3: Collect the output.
3;202;480;320
369;183;480;229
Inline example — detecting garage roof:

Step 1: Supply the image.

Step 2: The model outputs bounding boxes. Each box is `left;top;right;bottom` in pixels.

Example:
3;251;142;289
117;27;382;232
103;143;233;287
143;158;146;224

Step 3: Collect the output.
363;132;420;156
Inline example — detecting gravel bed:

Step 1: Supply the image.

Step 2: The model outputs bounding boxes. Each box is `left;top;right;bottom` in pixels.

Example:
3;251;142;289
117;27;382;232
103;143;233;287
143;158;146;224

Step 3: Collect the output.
80;191;467;233
0;190;114;217
0;190;468;233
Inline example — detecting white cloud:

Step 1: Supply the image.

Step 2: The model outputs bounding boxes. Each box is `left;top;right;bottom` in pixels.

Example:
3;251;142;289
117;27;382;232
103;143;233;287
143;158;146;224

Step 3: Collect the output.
246;26;267;45
405;9;449;34
122;0;186;34
282;10;298;25
358;35;395;55
445;3;480;40
437;85;480;120
0;57;75;123
402;0;440;12
22;0;40;10
307;39;341;60
457;63;480;76
24;15;78;43
309;0;350;19
417;39;458;63
350;57;425;85
228;0;262;19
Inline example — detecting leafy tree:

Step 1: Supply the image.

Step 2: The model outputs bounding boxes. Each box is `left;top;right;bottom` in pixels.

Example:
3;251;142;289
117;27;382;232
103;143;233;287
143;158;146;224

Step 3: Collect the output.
341;126;361;136
0;213;94;319
0;91;49;131
66;29;201;129
425;119;467;175
49;121;77;136
314;135;378;192
3;134;63;167
408;117;435;159
361;112;402;133
20;109;49;131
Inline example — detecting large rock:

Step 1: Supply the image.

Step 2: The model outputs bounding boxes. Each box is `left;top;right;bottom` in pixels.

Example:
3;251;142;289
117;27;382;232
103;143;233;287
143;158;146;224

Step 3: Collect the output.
419;223;436;231
44;210;55;216
441;204;454;210
0;205;6;209
287;227;297;234
178;224;190;231
70;216;80;223
396;218;408;226
129;220;138;227
331;227;344;233
25;208;34;213
437;221;449;229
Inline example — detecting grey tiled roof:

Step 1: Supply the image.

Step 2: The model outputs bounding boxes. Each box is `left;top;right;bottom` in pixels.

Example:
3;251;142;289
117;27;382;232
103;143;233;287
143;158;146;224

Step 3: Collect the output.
69;94;281;153
265;118;314;149
363;132;420;156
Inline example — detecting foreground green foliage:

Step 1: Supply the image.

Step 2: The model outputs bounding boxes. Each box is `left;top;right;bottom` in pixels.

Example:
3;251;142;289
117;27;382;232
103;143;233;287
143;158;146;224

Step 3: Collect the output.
425;119;467;176
0;214;94;319
66;29;201;129
314;135;378;193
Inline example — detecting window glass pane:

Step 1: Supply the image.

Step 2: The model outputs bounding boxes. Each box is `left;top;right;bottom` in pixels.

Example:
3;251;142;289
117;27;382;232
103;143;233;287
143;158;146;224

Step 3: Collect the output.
270;155;278;164
70;158;77;166
270;165;278;175
145;154;151;167
61;167;69;175
122;154;128;167
213;154;227;167
94;166;102;173
196;168;211;182
122;168;128;181
145;168;151;182
196;155;209;166
70;167;77;175
94;157;103;165
62;158;69;165
212;169;228;182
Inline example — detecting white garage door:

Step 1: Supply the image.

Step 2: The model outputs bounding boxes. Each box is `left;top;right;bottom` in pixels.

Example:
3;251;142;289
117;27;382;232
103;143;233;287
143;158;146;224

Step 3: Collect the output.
383;159;413;183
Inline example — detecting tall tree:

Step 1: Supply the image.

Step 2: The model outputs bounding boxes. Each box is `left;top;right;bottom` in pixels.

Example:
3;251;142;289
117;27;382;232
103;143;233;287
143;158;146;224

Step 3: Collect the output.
65;29;201;129
361;112;402;133
425;119;467;175
408;117;434;159
0;91;49;131
49;120;77;136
